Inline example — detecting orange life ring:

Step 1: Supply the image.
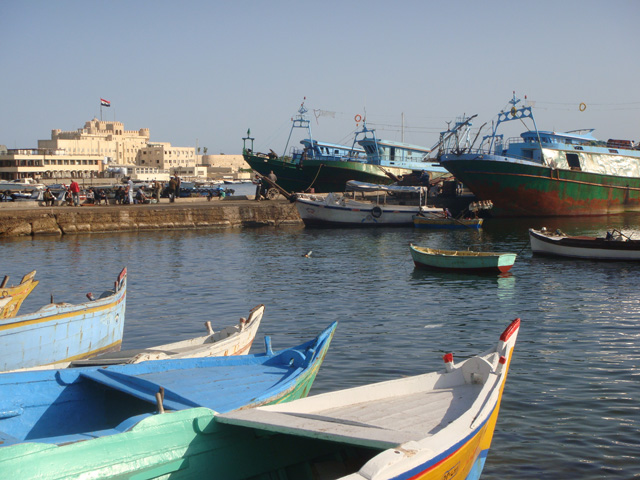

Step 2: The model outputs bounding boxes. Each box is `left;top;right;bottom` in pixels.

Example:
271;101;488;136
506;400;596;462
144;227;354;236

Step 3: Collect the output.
579;102;587;112
354;114;362;123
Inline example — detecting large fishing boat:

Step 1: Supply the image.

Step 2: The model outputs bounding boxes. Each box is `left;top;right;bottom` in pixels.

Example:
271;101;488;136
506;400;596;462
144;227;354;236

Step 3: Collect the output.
242;101;451;193
440;93;640;216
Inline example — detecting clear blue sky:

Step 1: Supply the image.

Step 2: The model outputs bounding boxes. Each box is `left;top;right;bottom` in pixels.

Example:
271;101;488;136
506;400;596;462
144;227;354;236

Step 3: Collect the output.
2;0;639;155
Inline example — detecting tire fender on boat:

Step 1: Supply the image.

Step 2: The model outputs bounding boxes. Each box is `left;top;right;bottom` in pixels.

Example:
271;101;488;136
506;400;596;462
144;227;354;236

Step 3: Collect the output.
371;206;382;218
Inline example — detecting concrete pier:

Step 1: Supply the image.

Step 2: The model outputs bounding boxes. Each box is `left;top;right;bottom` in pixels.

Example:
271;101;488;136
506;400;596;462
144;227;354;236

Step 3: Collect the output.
0;198;302;237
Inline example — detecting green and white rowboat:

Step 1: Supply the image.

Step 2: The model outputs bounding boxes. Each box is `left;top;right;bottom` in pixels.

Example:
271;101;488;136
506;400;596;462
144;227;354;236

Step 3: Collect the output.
410;244;517;273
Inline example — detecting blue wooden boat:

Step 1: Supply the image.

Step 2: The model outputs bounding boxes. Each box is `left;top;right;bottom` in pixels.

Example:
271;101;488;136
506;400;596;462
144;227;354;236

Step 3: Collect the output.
0;268;127;372
0;321;336;448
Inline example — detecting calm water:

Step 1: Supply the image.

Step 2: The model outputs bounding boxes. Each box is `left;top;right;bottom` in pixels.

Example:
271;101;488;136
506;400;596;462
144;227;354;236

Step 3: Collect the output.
2;212;640;479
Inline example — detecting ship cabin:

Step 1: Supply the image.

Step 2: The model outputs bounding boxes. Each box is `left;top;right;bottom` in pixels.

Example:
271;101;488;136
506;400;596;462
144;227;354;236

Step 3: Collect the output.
499;129;640;168
357;138;434;170
291;139;366;164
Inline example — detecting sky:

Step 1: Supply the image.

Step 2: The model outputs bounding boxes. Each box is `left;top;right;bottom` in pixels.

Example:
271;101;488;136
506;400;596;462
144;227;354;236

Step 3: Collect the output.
2;0;639;156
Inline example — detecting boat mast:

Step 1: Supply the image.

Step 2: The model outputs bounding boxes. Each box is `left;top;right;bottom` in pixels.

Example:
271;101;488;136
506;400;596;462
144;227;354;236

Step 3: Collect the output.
491;92;542;158
435;115;477;156
282;99;312;158
242;128;255;154
352;121;382;165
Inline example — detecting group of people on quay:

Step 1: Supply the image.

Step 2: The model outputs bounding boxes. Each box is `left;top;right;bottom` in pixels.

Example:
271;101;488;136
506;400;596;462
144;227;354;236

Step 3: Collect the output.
40;176;180;207
5;174;239;207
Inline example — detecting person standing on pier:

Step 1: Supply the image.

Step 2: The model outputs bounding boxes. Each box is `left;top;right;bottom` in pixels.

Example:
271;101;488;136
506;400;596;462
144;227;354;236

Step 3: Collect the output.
254;174;262;201
152;180;162;203
69;180;80;206
168;176;177;202
127;177;134;205
175;175;181;200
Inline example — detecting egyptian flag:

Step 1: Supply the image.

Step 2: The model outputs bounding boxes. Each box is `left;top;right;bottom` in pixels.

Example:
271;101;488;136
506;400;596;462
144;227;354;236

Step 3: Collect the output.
101;98;111;107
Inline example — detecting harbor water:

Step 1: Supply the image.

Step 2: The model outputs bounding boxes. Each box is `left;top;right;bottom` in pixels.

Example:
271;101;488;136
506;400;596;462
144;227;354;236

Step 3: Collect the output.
1;211;639;479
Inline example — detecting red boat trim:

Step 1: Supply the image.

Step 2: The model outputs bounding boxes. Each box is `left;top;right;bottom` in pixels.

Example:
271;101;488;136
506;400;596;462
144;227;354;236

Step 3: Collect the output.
500;318;520;342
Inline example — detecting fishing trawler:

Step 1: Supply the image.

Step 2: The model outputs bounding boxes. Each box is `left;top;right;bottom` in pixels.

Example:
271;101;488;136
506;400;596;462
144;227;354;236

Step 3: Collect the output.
440;93;640;216
242;101;452;193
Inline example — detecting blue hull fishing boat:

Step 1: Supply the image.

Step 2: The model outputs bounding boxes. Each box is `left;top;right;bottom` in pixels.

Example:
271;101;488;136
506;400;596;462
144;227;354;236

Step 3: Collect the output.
0;322;336;447
0;268;127;372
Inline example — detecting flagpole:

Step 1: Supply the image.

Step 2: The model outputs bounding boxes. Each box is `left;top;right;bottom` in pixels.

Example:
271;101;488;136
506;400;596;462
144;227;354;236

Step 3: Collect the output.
100;101;103;121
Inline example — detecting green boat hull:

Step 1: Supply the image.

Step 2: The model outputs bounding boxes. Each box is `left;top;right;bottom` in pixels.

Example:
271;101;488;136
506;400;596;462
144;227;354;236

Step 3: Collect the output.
244;153;413;193
441;156;640;217
0;407;371;480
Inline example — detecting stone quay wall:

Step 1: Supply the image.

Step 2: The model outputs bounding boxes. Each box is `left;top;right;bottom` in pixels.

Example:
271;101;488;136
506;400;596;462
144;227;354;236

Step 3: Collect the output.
0;199;302;237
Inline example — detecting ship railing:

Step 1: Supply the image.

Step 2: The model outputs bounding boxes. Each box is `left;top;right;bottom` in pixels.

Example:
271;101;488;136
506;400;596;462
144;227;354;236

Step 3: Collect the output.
503;137;525;148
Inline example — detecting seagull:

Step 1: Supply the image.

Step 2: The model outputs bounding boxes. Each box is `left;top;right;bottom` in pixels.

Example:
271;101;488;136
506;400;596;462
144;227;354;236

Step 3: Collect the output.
303;250;312;258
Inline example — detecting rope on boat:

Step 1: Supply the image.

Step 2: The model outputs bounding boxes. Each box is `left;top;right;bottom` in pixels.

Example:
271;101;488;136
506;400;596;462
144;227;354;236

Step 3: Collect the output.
375;164;401;182
516;239;531;257
306;164;324;191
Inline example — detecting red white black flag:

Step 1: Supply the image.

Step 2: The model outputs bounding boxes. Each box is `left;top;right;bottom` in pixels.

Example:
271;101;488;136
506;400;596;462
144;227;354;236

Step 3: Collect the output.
101;98;111;107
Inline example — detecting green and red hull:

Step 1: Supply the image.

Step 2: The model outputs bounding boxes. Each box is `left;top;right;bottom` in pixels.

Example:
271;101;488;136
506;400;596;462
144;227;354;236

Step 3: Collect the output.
441;156;640;217
244;154;411;193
